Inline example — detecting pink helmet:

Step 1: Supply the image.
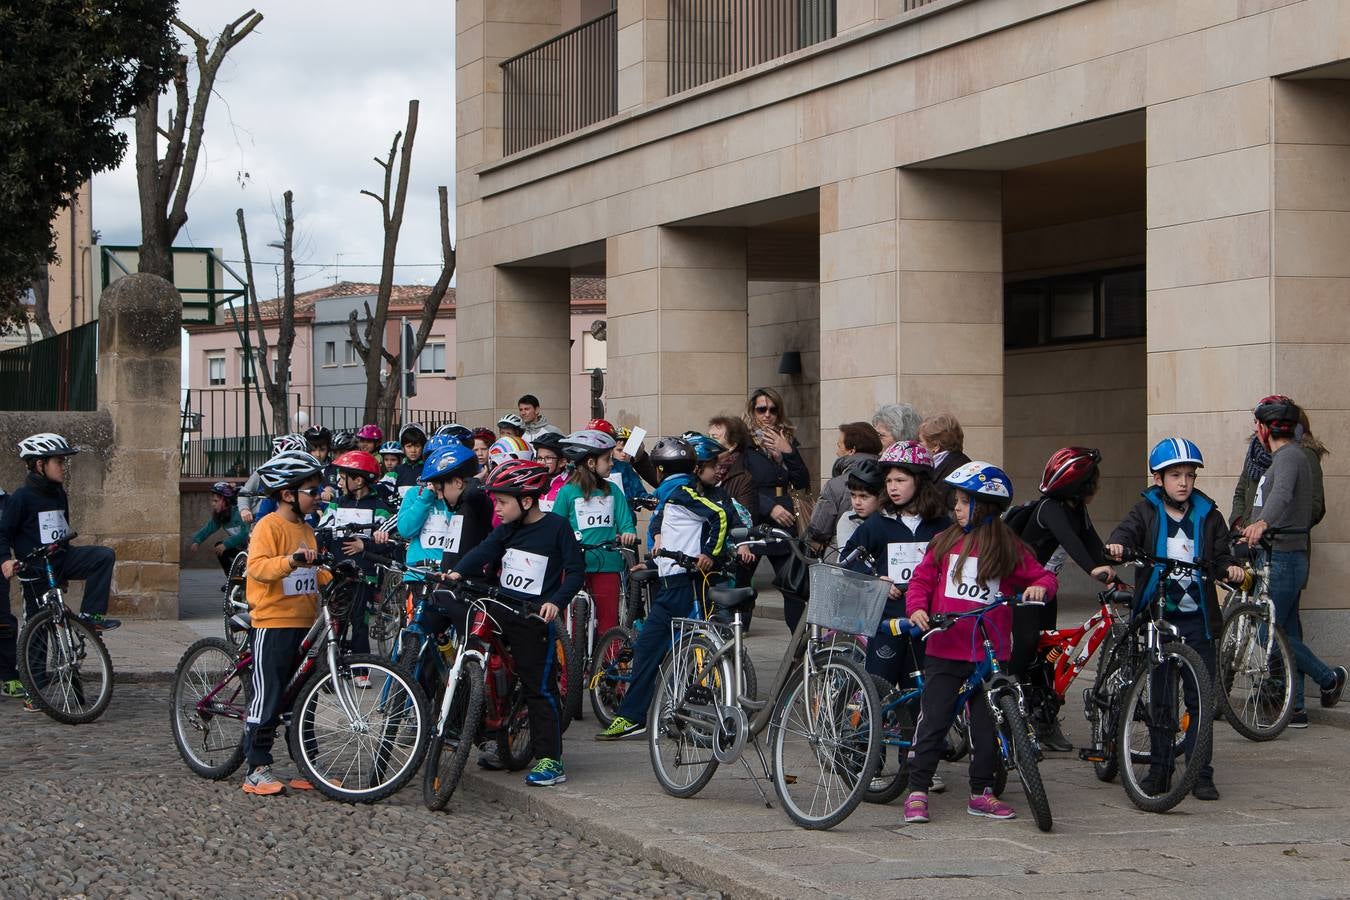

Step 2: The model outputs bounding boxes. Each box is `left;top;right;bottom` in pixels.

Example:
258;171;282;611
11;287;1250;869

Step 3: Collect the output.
357;424;384;442
878;440;934;474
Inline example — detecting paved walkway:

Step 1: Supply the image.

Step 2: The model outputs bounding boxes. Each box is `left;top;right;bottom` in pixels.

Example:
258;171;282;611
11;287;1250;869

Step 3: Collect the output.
88;571;1350;898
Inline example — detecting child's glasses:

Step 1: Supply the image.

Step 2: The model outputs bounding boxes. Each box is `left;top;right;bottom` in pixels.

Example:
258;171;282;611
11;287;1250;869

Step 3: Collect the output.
296;487;324;498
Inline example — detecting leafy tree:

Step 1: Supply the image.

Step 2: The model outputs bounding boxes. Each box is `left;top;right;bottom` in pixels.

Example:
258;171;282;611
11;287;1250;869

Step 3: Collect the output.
0;0;179;332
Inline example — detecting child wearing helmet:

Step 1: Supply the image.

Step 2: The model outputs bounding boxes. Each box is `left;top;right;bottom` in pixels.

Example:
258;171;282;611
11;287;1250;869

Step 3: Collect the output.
845;442;950;691
894;461;1057;826
1002;447;1115;752
496;413;525;439
239;450;333;796
396;443;493;584
189;481;251;575
393;424;430;497
1;434;121;635
1106;438;1246;801
318;451;395;665
530;432;569;512
377;441;403;481
552;430;638;636
836;458;883;549
597;437;730;742
471;428;496;470
355;424;384;455
451;460;584;786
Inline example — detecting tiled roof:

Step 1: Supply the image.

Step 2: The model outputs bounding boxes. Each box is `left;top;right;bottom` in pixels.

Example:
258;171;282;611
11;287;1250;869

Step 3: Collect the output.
571;276;607;301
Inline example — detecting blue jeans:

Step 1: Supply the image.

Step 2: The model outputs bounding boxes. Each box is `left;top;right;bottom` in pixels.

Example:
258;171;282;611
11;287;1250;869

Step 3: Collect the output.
616;578;697;725
1269;550;1333;710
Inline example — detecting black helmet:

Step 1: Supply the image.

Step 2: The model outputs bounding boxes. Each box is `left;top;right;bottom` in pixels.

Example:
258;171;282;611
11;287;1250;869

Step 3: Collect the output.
1254;395;1299;437
650;436;695;476
531;430;566;454
845;458;884;492
303;425;332;447
398;422;428;446
331;429;357;453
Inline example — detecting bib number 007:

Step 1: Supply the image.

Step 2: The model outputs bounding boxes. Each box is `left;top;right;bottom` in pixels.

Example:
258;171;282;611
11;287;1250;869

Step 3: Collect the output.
501;572;535;592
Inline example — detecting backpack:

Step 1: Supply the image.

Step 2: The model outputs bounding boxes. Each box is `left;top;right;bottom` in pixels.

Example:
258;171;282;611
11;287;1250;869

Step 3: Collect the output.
1002;498;1042;537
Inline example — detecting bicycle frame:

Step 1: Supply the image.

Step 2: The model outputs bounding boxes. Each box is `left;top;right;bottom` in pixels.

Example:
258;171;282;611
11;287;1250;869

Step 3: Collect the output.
1037;590;1127;701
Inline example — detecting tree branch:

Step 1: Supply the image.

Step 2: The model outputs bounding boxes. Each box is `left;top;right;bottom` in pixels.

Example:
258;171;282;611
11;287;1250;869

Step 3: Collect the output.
411;185;455;360
235;207;275;401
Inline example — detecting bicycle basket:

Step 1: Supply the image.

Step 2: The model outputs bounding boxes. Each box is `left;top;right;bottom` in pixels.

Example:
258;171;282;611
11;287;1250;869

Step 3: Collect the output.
805;564;889;636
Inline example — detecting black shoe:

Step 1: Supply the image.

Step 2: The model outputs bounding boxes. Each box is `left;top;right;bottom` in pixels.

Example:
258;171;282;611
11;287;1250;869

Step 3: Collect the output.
1320;666;1347;708
1138;768;1169;796
1192;778;1219;801
1040;719;1073;753
1288;709;1309;729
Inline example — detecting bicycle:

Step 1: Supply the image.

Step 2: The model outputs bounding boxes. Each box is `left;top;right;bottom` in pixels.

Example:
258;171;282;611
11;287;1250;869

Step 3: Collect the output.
588;548;759;728
421;578;572;810
914;596;1054;832
647;527;880;830
222;549;250;650
1078;549;1217;813
1213;528;1301;741
14;534;114;725
169;529;430;803
562;539;634;721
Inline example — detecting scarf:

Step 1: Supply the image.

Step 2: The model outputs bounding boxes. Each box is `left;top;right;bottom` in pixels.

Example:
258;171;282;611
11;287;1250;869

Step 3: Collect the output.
1241;434;1271;482
715;449;740;483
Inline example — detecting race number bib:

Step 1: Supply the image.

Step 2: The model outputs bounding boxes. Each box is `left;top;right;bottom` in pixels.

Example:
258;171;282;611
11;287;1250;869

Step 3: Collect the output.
1253;475;1266;510
575;495;614;530
38;510;69;544
500;548;547;596
538;496;555;513
283;566;319;596
421;512;463;553
944;556;999;605
887;542;927;586
333;507;373;529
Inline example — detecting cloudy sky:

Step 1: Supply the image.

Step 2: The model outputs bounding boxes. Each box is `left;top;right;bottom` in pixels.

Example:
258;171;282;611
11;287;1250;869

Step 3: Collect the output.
94;1;456;298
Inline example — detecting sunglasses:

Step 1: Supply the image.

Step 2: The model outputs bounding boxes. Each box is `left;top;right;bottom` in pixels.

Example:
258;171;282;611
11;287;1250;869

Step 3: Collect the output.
755;405;778;414
296;487;324;498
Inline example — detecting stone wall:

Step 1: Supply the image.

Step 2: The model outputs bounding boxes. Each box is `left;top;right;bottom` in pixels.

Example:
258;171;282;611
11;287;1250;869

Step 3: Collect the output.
1;274;182;618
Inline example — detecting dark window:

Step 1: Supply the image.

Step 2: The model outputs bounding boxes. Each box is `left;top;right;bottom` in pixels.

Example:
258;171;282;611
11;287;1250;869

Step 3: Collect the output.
1004;267;1145;348
1102;269;1146;339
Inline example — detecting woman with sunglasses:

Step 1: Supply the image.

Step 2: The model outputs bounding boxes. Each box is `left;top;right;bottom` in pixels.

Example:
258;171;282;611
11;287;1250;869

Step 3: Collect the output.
741;388;811;629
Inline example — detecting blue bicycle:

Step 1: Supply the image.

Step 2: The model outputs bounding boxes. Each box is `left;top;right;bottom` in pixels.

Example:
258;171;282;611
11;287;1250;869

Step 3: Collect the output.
879;595;1054;832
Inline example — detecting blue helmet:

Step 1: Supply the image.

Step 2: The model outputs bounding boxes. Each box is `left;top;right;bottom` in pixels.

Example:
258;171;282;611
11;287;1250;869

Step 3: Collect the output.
420;443;479;482
1148;438;1204;473
423;434;457;457
435;422;475;448
378;441;403;457
684;432;724;463
943;461;1014;507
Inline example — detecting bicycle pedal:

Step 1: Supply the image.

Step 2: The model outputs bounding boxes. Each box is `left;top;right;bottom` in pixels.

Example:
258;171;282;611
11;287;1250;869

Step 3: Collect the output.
1078;748;1106;763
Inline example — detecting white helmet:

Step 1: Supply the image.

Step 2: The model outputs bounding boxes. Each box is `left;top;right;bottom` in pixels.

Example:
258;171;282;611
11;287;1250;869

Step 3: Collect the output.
271;432;308;454
560;429;616;462
255;450;325;492
496;413;524;430
17;433;79;461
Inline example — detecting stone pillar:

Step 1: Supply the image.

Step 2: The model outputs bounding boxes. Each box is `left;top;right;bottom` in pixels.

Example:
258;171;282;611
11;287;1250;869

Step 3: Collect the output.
819;170;1003;476
606;226;747;434
617;0;666;111
94;274;182;617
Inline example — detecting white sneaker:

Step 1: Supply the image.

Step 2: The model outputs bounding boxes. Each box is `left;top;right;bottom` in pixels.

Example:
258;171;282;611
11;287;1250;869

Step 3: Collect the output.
930;773;946;794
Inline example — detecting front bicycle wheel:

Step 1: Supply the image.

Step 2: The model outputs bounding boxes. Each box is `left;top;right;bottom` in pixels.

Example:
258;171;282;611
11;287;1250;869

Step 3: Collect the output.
18;607;113;725
551;627;580;735
170;637;248;779
863;676;912;806
1088;653;1125;782
565;594;590;722
996;693;1053;832
1218;602;1294;741
770;653;881;830
222;552;249;650
369;576;407;660
1118;642;1214;813
500;676;535;771
589;626;634;726
423;657;485;811
648;635;730;799
291;654;429;803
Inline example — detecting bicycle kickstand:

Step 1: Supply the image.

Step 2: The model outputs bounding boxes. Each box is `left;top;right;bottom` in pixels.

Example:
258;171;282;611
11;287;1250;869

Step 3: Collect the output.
742;736;774;809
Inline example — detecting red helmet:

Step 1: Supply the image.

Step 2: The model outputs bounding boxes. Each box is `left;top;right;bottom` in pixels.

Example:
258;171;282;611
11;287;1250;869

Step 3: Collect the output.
471;427;497;445
1039;447;1101;498
484;459;550;496
587;418;616;438
356;424;384;442
333;450;381;479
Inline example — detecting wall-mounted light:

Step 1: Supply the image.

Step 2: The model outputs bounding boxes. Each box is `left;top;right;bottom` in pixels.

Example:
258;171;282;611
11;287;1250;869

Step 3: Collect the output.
777;350;802;376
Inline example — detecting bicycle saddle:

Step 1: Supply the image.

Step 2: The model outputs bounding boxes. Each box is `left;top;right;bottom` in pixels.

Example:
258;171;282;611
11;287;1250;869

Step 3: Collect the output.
630;568;659;584
708;586;756;609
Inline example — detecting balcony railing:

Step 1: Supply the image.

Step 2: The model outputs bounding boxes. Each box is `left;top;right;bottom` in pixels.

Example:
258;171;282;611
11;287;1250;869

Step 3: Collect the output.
501;11;618;155
667;0;836;95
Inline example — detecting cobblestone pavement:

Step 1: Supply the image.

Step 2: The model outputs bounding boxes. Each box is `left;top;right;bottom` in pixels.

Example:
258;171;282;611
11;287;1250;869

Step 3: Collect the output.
0;684;721;899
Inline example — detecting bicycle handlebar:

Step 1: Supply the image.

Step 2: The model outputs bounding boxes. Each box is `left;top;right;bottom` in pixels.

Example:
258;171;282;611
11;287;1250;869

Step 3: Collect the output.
1117;548;1213;576
446;576;548;624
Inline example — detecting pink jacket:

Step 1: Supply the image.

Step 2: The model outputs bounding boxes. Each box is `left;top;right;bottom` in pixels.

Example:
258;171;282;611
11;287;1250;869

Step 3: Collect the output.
905;536;1057;662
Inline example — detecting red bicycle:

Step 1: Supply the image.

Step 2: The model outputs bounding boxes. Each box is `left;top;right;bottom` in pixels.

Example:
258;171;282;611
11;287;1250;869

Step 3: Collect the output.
1035;581;1133;705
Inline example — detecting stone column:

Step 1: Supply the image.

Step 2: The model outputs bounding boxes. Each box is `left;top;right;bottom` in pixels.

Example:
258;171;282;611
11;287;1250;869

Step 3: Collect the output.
605;226;747;435
616;0;666;111
94;274;183;617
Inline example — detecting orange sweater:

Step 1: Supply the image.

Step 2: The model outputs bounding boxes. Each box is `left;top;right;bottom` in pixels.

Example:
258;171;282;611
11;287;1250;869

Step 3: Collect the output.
245;513;331;629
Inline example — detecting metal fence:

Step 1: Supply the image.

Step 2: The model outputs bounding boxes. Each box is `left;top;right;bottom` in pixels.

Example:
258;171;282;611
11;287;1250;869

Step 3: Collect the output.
667;0;835;94
0;321;97;411
501;10;618;154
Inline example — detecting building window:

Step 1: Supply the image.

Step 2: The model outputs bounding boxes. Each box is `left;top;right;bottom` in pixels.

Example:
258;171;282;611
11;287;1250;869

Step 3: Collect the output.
1003;266;1145;349
323;341;336;366
344;340;358;365
582;332;607;372
238;349;254;385
206;352;225;386
417;341;446;374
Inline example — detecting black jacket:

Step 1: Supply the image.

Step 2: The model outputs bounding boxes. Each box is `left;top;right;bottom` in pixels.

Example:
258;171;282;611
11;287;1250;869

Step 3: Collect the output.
933;450;971;485
0;472;70;562
454;512;584;610
742;442;809;525
1018;497;1107;574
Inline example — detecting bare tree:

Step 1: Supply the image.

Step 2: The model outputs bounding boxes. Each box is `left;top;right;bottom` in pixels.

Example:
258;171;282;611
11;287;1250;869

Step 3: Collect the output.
347;99;456;428
134;9;263;281
234;191;298;434
30;272;55;339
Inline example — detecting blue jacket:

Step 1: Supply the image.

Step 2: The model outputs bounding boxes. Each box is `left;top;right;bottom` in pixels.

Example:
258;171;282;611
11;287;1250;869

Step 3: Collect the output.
395;485;453;582
649;475;729;577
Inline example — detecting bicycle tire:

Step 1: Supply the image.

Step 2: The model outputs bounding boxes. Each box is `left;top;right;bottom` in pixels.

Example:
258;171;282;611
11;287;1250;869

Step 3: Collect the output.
648;634;729;799
371;575;407;660
864;675;912;805
1118;641;1214;813
770;653;881;830
423;657;486;811
290;654;430;803
565;594;590;722
500;675;535;771
18;608;114;725
170;637;249;779
1088;648;1126;782
943;706;971;762
552;627;580;735
996;693;1053;832
1218;602;1294;741
588;626;634;726
222;552;249;650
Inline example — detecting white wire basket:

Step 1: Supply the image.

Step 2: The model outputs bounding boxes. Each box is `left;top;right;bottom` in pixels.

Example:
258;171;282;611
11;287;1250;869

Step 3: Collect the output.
805;563;889;636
